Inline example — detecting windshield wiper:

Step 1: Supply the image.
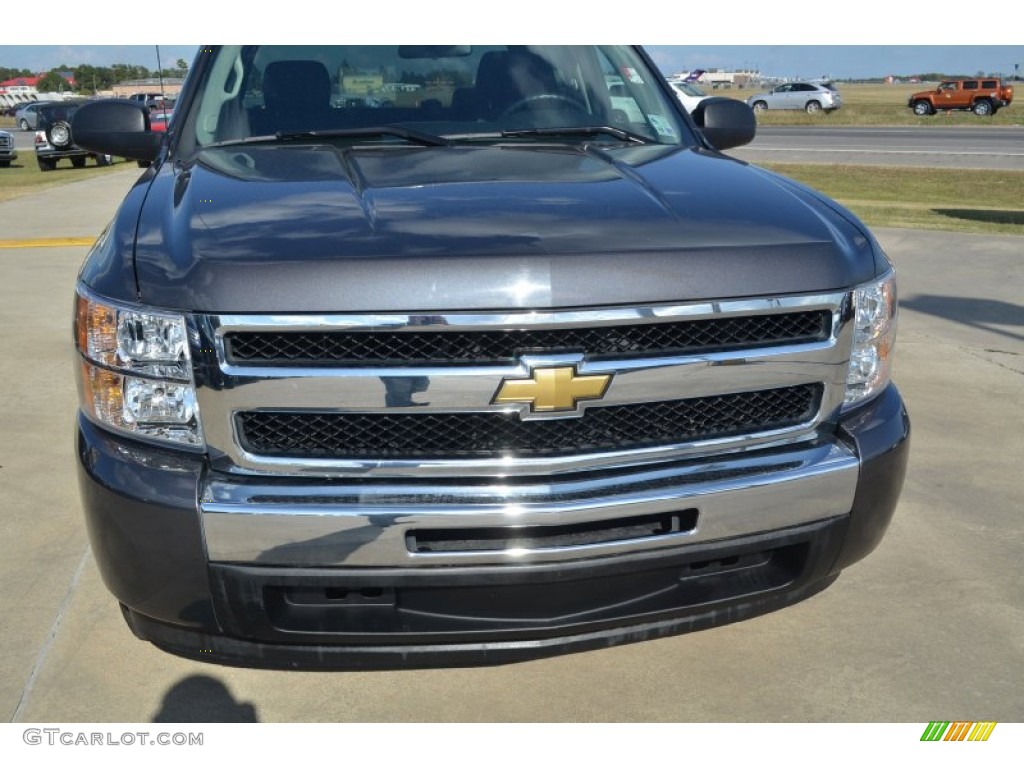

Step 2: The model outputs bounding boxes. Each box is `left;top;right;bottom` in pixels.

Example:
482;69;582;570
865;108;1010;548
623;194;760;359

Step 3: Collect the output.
500;125;650;144
276;126;451;146
204;126;451;150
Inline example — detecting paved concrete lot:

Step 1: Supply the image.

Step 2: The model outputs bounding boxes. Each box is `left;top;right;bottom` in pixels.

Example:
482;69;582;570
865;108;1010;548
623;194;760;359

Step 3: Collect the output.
1;167;1021;722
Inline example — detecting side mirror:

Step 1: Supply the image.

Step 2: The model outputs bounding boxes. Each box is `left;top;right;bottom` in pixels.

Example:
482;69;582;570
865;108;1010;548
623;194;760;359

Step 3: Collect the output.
691;97;757;151
72;100;163;162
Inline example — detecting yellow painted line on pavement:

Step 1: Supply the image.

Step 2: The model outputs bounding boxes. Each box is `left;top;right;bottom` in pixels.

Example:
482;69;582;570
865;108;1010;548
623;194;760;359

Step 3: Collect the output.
0;237;96;249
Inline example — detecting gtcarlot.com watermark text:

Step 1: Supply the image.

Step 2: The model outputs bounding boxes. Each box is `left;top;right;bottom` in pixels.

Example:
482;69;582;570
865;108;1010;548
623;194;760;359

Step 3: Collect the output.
23;729;203;747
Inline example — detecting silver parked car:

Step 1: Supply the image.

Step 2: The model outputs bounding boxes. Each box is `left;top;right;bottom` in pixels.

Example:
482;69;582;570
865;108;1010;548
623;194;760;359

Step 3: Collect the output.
747;82;841;114
14;101;50;131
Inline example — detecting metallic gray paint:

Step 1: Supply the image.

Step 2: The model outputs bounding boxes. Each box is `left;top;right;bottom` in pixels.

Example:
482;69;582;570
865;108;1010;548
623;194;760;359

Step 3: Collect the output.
128;143;881;313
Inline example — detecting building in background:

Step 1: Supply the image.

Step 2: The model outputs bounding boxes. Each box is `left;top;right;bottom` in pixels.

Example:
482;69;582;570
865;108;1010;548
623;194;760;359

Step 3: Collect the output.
669;68;762;89
0;72;76;109
110;78;185;99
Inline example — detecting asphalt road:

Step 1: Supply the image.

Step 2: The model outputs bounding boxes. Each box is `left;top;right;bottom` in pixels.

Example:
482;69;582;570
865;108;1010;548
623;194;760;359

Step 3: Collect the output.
728;125;1024;169
1;167;1022;724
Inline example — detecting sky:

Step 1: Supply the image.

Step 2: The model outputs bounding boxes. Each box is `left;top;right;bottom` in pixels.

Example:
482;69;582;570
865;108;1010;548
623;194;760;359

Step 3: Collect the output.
2;45;1021;82
645;46;1022;80
1;1;1020;80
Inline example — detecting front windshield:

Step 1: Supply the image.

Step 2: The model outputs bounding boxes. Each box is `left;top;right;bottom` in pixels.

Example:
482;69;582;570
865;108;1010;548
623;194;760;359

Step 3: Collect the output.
182;45;692;152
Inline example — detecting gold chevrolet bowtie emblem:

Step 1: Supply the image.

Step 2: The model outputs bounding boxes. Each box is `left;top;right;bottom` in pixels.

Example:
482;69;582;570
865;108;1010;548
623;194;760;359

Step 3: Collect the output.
493;366;612;413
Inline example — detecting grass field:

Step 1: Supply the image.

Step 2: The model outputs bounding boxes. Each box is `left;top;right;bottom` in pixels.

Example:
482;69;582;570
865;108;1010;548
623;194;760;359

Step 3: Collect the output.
0;155;132;203
759;163;1024;235
711;83;1023;235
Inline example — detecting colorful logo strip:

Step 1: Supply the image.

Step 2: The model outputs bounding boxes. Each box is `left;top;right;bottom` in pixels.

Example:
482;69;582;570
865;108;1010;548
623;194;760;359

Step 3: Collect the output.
921;722;997;742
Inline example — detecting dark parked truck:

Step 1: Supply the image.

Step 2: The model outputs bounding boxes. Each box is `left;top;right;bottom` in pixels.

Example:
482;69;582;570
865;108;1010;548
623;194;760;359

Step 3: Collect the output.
71;45;909;670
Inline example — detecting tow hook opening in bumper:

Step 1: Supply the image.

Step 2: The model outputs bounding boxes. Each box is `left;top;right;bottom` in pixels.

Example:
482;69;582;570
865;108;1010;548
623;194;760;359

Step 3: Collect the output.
405;508;700;554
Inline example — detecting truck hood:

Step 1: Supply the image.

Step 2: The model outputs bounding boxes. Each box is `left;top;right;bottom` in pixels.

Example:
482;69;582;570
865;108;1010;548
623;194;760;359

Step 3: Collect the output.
133;142;879;312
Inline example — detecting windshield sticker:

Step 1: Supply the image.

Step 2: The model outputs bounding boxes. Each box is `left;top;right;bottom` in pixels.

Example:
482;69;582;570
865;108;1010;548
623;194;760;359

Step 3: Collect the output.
621;67;644;85
647;115;676;138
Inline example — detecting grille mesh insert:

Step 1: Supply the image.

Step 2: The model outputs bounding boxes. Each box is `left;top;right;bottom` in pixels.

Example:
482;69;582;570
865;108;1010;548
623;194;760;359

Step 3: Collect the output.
238;384;822;460
225;311;831;366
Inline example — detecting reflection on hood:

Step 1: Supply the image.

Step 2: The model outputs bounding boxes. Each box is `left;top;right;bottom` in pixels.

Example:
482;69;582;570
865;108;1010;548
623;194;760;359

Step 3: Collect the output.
133;142;876;312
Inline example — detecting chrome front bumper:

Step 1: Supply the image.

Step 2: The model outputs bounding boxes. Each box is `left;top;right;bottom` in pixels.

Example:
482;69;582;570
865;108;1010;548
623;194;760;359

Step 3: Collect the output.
201;440;859;567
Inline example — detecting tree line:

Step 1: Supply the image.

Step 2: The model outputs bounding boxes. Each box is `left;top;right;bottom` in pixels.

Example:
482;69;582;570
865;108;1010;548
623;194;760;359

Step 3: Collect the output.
0;61;189;94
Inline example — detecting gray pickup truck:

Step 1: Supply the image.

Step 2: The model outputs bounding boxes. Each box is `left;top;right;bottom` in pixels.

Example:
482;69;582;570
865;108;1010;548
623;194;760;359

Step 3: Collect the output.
71;45;909;669
0;129;17;167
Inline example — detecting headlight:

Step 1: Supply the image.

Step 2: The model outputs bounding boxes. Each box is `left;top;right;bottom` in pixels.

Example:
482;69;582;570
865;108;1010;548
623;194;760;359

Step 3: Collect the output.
74;287;204;447
844;271;898;409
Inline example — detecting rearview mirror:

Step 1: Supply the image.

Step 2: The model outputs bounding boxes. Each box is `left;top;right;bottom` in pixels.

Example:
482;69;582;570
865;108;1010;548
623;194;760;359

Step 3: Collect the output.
690;98;757;151
72;100;163;162
398;46;472;59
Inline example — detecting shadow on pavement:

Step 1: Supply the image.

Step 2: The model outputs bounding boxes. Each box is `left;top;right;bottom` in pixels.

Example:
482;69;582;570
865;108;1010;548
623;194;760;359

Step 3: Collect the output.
152;674;260;722
901;294;1024;344
932;208;1024;227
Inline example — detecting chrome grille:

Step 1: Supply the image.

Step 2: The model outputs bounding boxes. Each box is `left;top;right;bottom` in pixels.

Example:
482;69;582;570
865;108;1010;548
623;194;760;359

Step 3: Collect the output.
200;294;851;477
237;384;822;460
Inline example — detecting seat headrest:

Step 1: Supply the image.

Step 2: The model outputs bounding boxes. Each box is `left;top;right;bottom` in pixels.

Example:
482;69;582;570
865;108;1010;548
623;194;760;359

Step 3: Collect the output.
263;61;331;112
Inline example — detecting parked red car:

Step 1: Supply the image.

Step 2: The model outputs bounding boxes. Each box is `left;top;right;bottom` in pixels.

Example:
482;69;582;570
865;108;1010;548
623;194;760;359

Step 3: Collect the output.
149;109;173;132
